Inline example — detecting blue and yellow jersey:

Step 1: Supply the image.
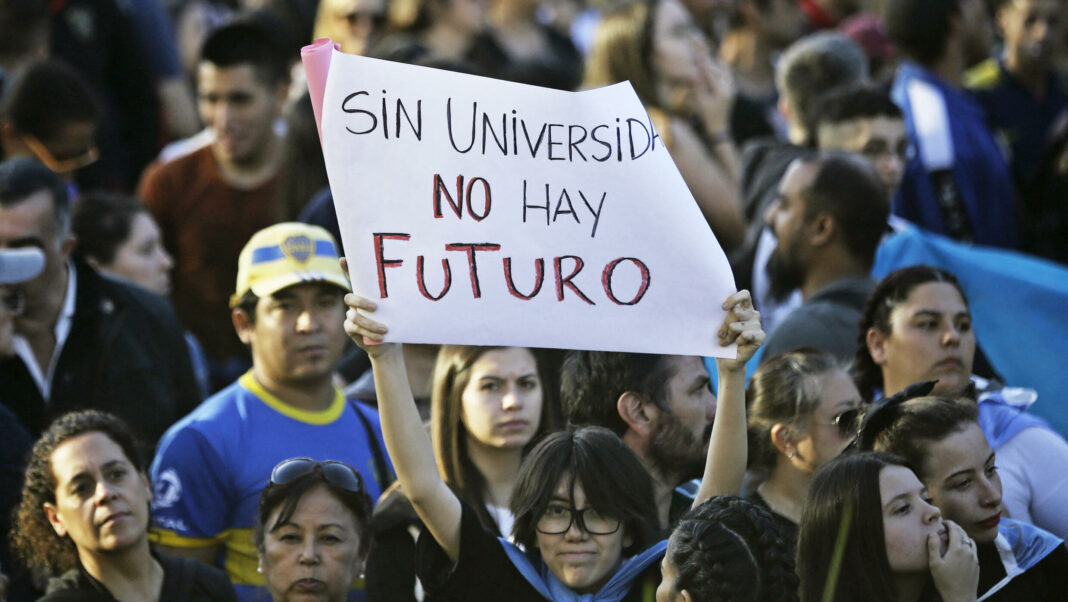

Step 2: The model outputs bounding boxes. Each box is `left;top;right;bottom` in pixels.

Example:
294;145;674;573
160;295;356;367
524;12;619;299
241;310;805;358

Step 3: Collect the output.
150;372;391;601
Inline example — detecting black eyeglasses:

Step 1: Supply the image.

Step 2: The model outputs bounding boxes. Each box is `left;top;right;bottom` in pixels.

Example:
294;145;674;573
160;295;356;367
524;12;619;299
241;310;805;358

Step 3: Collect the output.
269;458;365;494
536;504;621;535
1;288;24;314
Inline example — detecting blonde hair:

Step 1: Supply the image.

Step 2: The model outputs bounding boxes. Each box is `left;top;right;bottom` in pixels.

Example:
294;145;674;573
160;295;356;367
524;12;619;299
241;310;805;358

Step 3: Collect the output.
584;0;659;107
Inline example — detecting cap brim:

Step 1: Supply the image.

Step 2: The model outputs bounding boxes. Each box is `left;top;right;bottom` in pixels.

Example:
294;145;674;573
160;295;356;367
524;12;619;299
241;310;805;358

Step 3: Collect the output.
0;248;45;285
246;271;352;301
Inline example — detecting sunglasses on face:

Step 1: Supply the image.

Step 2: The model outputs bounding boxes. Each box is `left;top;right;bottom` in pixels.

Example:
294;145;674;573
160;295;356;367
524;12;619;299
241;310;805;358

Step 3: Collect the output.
827;407;862;438
269;457;365;494
19;131;99;174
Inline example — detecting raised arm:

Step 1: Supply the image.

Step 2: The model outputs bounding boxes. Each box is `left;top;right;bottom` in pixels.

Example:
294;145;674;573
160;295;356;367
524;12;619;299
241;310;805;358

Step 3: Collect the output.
694;290;763;506
343;293;463;561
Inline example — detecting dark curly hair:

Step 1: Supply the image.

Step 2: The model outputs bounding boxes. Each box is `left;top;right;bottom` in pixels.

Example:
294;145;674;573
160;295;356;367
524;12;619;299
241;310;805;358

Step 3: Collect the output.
853;266;968;401
11;410;145;579
667;496;800;602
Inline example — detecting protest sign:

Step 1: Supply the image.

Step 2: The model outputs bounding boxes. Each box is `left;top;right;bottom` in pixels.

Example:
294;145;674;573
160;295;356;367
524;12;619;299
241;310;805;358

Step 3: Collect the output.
303;39;737;357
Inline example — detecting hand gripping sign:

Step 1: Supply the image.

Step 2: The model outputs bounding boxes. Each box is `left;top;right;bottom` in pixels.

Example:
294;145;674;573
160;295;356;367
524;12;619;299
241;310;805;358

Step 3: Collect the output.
303;40;737;357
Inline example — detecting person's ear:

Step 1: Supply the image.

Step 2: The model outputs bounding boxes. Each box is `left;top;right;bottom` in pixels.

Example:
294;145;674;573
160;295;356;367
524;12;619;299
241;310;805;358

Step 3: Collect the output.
866;328;889;366
770;423;794;457
58;236;77;262
679;589;694;602
44;502;67;537
617;391;658;439
778;96;792;122
233;307;255;344
807;213;835;247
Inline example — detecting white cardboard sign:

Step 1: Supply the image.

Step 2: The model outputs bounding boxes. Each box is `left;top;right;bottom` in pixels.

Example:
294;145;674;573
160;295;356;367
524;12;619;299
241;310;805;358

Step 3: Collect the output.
304;41;737;356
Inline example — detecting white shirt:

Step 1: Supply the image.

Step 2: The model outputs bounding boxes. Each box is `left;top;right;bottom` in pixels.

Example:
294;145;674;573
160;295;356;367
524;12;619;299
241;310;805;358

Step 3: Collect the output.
13;261;76;401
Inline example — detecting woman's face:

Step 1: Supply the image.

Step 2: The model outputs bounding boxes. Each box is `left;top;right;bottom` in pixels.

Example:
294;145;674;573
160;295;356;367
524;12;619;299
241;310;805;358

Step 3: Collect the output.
460;347;543;451
100;212;173;296
535;479;631;594
920;422;1003;543
260;484;363;602
651;0;710;90
790;369;863;473
43;432;151;558
868;282;975;397
880;465;947;575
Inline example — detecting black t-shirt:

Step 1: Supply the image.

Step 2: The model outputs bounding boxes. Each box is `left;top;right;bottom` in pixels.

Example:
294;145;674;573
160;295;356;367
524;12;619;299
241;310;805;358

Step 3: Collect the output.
415;502;661;601
977;540;1068;600
40;552;237;602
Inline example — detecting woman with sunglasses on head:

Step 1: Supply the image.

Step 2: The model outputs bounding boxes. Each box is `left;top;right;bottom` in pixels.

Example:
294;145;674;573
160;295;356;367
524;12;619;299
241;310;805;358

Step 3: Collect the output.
745;348;863;547
344;289;762;600
854;265;1068;539
857;393;1068;600
797;451;979;602
255;458;372;602
657;495;799;602
11;410;237;601
365;345;559;601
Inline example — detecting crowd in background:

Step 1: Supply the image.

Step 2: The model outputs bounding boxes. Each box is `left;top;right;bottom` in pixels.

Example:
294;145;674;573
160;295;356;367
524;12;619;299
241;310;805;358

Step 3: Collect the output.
2;0;1068;600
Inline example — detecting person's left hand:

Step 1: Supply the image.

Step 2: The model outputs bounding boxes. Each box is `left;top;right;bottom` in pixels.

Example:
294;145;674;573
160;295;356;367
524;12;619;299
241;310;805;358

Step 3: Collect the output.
717;290;763;371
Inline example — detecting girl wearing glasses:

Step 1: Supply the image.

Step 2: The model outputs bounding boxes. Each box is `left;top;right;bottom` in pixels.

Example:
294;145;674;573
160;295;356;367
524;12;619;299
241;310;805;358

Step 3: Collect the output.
255;458;372;602
858;395;1068;600
366;345;559;601
745;348;863;547
11;410;237;601
855;265;1068;540
344;290;763;600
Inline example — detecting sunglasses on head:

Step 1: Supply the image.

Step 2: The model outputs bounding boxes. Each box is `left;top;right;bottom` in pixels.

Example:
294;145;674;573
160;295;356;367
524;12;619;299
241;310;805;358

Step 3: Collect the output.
269;457;365;494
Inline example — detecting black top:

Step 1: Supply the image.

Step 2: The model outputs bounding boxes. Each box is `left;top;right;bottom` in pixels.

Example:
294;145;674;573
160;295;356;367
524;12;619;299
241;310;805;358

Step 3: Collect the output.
746;490;799;553
39;552;237;601
977;540;1068;601
415;503;660;601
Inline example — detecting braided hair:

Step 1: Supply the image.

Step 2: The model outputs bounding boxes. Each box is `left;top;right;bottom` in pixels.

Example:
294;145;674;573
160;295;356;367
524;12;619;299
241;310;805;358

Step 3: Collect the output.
667;496;799;602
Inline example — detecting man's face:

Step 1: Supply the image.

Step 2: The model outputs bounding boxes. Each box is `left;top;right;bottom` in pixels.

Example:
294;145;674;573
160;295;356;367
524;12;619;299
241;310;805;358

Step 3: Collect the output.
647;355;716;481
763;160;817;301
198;63;285;169
817;116;907;192
0;190;73;324
999;0;1060;71
236;283;348;389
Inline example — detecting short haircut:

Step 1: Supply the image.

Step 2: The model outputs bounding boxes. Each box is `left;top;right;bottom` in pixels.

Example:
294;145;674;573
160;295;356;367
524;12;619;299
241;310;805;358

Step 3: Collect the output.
775;32;869;125
510;426;658;554
199;19;289;87
796;152;891;267
797;451;907;602
747;348;842;473
668;496;800;601
254;461;373;558
0;157;71;238
559;350;676;436
882;0;961;65
860;396;979;481
853;266;968;401
0;59;100;143
72;193;147;265
806;84;902;143
12;411;144;578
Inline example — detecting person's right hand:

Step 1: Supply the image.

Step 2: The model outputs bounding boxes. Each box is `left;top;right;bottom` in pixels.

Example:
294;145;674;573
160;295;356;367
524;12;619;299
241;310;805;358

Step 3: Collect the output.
928;520;979;602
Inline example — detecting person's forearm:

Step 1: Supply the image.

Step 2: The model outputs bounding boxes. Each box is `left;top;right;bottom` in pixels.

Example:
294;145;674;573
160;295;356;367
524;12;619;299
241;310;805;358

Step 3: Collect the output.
694;361;747;505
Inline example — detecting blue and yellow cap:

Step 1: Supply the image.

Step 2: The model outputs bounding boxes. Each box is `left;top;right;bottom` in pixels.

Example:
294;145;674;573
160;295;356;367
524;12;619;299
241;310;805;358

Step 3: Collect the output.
231;223;350;307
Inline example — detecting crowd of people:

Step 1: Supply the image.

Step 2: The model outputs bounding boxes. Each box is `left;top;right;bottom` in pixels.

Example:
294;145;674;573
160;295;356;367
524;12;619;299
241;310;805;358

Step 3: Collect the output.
1;0;1068;600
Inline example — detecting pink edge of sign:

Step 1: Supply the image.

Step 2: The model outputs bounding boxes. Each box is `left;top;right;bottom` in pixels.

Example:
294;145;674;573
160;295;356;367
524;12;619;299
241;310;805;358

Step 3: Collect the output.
301;38;339;144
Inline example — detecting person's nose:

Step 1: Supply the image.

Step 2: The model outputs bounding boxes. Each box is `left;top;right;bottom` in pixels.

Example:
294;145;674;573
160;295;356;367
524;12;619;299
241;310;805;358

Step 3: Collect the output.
160;248;174;271
977;474;1003;508
921;499;942;524
295;307;322;333
942;323;961;347
501;384;522;412
299;537;320;565
564;513;588;541
93;480;119;505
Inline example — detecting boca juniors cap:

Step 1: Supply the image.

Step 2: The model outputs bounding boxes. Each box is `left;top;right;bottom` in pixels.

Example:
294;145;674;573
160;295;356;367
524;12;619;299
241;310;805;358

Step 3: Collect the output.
231;223;350;307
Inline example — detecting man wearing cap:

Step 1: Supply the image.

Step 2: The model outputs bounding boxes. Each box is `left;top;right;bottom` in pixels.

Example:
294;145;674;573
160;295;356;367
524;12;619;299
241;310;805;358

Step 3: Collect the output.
149;223;392;601
0;157;199;451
